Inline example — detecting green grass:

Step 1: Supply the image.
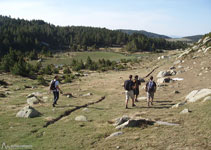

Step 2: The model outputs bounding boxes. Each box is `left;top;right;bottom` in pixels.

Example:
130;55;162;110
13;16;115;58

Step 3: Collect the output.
31;51;142;66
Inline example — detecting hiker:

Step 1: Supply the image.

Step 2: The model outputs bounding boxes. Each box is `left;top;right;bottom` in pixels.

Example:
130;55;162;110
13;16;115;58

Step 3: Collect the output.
124;75;135;109
133;75;141;102
145;76;157;107
50;75;63;107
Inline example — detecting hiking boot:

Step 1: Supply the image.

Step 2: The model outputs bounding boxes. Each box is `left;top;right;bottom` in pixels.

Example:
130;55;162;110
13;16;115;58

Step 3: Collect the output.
132;104;136;107
125;106;128;109
52;104;55;107
135;99;138;102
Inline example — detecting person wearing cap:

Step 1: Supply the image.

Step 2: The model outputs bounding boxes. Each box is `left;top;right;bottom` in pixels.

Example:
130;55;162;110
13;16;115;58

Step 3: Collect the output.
124;75;135;109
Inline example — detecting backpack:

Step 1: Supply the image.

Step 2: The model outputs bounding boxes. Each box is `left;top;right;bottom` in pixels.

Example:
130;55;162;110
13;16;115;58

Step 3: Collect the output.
50;80;56;90
147;81;155;92
124;80;132;91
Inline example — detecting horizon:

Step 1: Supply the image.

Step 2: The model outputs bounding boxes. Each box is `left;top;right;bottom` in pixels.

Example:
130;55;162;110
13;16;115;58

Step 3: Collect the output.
0;0;210;37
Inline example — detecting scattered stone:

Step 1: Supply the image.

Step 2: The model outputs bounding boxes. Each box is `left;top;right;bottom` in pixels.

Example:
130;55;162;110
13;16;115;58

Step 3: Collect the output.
82;108;89;112
170;66;176;70
174;60;181;65
16;106;41;118
180;108;191;114
27;93;35;98
106;132;123;140
171;101;186;108
27;96;40;105
155;121;179;126
198;73;202;76
0;92;6;98
174;90;180;94
75;115;87;122
202;96;211;102
82;93;93;97
186;89;211;103
43;96;49;102
24;85;32;88
114;115;130;126
137;97;147;101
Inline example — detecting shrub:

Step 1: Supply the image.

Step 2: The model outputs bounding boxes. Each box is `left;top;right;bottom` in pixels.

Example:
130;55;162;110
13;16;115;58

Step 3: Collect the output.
63;67;71;74
37;75;47;86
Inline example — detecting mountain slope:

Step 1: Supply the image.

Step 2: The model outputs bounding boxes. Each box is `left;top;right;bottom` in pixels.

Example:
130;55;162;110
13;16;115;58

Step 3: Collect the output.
117;29;171;39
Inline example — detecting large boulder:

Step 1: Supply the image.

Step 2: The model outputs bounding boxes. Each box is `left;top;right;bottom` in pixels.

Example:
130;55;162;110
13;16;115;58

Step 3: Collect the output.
157;70;176;78
27;96;40;105
16;106;41;118
186;89;211;103
157;71;171;78
157;77;172;84
116;118;154;129
114;115;130;126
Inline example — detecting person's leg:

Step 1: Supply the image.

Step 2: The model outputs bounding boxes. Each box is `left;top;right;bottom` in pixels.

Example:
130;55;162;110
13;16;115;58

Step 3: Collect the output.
147;92;150;107
150;92;154;105
53;91;57;107
130;90;135;107
125;91;129;109
55;91;59;104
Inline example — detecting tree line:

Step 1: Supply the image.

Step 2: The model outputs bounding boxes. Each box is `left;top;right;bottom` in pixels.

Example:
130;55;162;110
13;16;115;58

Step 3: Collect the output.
0;15;187;58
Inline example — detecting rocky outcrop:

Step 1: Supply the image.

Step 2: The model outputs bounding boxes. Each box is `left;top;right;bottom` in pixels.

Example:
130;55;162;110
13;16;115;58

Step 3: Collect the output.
186;89;211;103
16;106;41;118
27;96;40;105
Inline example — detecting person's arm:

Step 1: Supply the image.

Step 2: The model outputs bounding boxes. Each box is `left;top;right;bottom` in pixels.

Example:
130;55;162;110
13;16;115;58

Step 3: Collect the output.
56;81;63;94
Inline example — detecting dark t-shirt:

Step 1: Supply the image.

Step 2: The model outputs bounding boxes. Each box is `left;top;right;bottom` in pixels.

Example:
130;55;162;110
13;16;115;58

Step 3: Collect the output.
146;81;156;92
124;80;134;91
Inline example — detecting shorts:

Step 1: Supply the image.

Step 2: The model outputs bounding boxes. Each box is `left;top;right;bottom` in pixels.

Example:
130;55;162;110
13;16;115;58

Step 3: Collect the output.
125;90;134;101
134;89;139;95
147;92;154;101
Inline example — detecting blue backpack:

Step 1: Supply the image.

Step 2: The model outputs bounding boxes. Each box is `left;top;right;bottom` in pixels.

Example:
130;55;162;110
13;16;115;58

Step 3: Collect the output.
148;81;155;92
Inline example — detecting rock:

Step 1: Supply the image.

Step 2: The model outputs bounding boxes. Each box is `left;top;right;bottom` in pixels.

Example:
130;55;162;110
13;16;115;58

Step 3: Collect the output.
157;71;171;78
106;132;123;140
180;108;190;114
198;73;202;76
202;96;211;102
171;101;186;108
75;115;87;122
170;70;177;76
172;78;184;81
82;93;93;97
116;118;154;129
157;77;172;84
31;92;43;97
137;97;147;101
174;90;180;94
43;96;49;102
202;36;211;45
174;60;181;65
0;92;6;98
27;93;35;98
170;66;176;70
37;58;43;62
186;89;211;103
155;121;179;126
114;115;130;126
204;46;211;53
27;96;40;105
82;108;89;112
16;106;41;118
177;65;183;69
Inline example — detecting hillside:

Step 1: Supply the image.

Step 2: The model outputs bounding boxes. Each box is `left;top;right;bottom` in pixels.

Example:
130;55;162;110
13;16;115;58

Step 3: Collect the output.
183;35;203;42
0;33;210;149
117;29;171;39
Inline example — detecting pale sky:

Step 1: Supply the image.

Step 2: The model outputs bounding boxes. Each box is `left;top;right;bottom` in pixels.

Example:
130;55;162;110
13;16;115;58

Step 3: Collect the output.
0;0;210;37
